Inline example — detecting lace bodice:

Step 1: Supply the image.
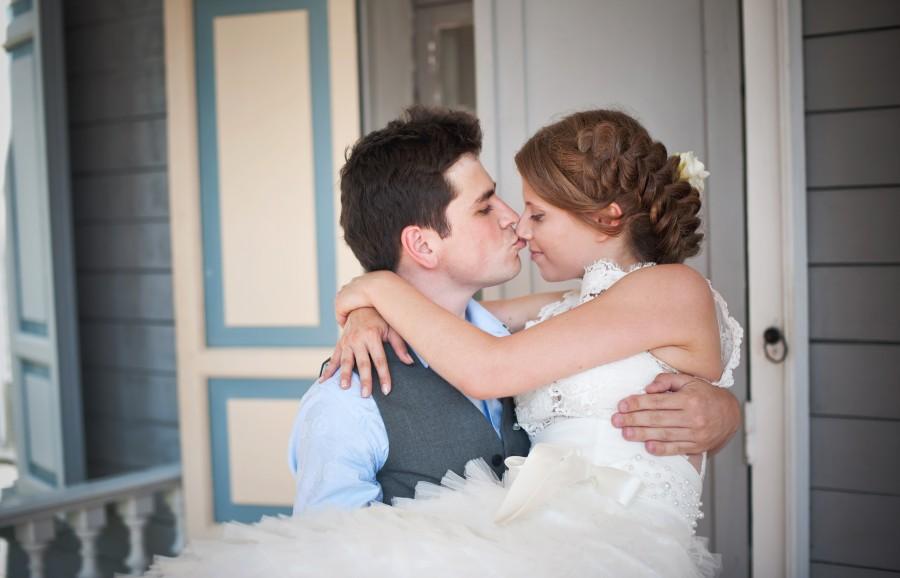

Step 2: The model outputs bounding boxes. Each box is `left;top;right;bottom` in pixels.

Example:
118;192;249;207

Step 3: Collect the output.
513;259;743;529
515;259;742;435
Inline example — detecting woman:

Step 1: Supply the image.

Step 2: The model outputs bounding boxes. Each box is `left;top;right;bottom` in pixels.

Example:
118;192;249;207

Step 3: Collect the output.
148;110;740;577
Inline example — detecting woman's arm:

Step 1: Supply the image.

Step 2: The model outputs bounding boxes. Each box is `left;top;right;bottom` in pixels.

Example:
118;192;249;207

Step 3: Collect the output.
339;265;721;399
480;291;567;332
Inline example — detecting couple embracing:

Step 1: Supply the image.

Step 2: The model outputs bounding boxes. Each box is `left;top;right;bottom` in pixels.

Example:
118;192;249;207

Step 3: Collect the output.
149;106;742;577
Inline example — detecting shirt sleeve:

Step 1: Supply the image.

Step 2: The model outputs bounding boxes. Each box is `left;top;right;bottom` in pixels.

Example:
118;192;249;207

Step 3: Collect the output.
288;375;388;515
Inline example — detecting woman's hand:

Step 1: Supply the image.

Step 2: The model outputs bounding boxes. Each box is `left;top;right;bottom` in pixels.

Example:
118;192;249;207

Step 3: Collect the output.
320;307;414;397
334;271;395;326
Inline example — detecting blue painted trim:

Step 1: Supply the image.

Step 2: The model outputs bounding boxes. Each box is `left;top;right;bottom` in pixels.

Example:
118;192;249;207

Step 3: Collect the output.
21;361;59;487
208;378;315;523
194;0;338;347
7;44;49;339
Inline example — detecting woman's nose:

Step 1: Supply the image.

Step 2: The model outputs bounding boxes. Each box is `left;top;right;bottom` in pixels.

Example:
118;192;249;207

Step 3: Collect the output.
515;216;532;239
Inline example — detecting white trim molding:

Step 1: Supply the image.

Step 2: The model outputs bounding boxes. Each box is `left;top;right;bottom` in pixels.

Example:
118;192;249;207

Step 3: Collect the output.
742;0;810;576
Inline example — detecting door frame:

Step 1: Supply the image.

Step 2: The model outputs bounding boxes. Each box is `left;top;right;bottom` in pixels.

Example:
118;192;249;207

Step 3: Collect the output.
742;0;810;575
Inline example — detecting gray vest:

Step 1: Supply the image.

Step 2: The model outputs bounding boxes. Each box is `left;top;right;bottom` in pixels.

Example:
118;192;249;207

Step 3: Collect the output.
372;349;531;504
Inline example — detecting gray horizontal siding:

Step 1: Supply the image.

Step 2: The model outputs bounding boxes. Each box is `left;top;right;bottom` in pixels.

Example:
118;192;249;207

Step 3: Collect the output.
804;6;900;575
84;417;180;470
79;323;176;373
808;266;900;342
811;417;900;495
812;563;900;578
77;272;173;321
805;108;900;188
64;0;162;29
65;0;177;479
808;188;900;264
69;118;167;175
811;490;900;571
804;28;900;111
72;170;169;222
65;11;163;78
81;368;178;423
75;222;171;270
803;0;900;36
811;344;900;420
68;65;166;125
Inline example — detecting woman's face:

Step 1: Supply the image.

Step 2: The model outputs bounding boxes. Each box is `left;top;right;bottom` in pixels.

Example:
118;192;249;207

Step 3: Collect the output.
515;178;607;282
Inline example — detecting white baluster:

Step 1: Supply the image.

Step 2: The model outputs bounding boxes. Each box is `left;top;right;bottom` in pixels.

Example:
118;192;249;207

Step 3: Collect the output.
15;517;56;578
117;494;155;575
66;506;107;578
164;486;185;554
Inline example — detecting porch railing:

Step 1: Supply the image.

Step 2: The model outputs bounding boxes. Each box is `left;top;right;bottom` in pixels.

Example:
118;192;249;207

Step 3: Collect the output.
0;463;182;578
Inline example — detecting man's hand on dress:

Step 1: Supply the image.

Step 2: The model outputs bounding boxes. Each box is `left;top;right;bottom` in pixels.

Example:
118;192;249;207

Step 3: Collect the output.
320;307;413;397
611;373;741;456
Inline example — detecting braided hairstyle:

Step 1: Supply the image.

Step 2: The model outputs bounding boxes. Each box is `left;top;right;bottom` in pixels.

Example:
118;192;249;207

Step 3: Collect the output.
514;110;702;264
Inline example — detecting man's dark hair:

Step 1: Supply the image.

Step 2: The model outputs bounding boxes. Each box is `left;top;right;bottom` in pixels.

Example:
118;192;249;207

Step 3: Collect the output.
339;106;482;271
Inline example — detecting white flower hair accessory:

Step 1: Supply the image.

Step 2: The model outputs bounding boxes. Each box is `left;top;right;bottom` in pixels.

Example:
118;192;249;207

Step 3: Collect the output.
675;151;710;193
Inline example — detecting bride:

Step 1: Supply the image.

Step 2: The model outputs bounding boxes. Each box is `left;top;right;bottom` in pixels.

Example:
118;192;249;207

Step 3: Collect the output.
147;109;741;578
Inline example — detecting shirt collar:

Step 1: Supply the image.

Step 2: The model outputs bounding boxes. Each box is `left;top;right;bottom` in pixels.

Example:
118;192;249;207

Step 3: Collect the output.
412;299;510;368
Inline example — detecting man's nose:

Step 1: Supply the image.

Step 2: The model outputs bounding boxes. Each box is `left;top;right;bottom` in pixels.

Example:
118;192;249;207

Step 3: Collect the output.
497;202;520;230
515;215;532;239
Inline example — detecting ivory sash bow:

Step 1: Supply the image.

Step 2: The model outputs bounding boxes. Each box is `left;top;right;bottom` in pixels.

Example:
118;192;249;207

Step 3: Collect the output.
494;443;642;525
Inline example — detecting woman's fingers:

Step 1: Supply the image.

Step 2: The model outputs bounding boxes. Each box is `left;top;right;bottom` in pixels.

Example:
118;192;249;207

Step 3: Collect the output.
339;347;355;391
387;330;414;365
365;333;392;396
319;344;342;382
353;342;373;397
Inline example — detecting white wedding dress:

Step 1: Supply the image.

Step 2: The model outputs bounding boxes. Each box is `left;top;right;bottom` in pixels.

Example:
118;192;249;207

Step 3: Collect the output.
146;260;742;578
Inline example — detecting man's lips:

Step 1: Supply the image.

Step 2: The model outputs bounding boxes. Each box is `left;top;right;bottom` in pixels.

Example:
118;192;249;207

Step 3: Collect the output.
513;238;527;250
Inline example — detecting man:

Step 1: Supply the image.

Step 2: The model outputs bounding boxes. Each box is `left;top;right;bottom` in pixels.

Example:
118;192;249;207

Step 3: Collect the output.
289;106;739;514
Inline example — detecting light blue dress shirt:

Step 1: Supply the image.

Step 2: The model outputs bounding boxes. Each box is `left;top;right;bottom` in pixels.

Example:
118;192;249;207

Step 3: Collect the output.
288;299;510;515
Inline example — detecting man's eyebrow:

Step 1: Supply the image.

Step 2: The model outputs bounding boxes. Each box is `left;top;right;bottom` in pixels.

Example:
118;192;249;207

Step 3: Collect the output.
472;186;496;207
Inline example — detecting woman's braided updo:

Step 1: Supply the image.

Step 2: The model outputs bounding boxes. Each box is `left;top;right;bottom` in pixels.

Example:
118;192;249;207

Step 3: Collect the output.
514;110;703;264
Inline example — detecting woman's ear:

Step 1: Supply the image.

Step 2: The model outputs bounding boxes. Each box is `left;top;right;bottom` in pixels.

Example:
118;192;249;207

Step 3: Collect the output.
399;225;439;269
590;202;623;228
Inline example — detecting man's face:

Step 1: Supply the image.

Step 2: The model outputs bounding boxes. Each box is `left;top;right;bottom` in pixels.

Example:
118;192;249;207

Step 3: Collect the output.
434;154;525;290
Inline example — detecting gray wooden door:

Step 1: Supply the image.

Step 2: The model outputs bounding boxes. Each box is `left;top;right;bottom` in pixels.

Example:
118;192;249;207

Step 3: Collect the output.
3;0;85;490
802;1;900;575
474;0;749;575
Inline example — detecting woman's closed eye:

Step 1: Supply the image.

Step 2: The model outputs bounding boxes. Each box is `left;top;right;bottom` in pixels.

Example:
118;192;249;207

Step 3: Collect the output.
530;213;544;222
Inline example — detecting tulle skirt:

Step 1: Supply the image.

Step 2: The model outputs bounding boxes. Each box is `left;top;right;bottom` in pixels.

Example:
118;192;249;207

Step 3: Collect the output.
144;459;719;578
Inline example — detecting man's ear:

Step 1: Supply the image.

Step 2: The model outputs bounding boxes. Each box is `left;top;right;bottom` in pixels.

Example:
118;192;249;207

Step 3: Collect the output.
399;225;440;269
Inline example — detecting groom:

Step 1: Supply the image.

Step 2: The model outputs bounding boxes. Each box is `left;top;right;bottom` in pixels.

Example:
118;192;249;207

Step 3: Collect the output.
289;106;740;513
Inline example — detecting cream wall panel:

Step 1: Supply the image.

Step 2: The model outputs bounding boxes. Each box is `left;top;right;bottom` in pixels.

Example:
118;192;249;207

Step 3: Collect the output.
329;0;364;285
226;398;297;506
10;48;49;325
214;11;319;327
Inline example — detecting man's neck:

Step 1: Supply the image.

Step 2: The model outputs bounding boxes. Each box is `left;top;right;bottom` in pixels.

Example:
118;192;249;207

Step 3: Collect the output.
395;267;475;319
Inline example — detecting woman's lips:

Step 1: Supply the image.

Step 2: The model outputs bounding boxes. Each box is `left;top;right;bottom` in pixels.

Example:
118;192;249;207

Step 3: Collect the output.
530;250;543;260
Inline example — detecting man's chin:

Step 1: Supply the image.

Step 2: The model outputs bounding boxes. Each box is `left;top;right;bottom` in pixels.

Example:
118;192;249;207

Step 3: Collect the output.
481;258;522;289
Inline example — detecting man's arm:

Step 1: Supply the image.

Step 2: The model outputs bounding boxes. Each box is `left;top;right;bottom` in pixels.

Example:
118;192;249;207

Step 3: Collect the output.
288;374;388;515
611;373;741;456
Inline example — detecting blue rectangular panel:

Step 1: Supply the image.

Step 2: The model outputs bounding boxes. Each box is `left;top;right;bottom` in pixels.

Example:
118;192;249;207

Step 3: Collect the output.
208;377;315;523
194;0;338;347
